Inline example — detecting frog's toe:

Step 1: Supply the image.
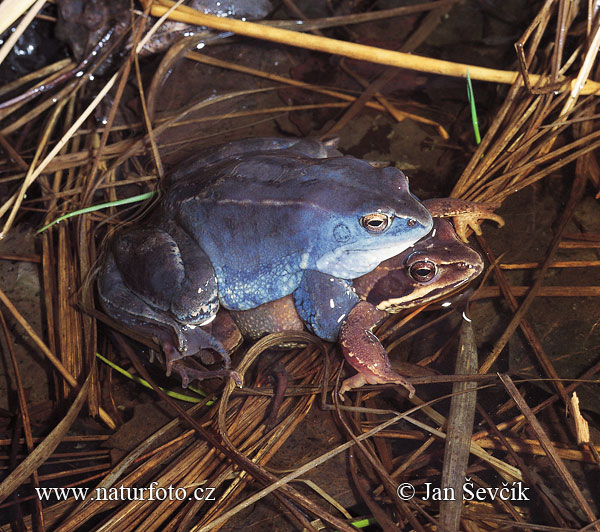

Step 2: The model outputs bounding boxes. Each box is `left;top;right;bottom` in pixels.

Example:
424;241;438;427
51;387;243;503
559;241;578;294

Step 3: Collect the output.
453;211;505;243
423;198;505;242
170;362;243;388
339;354;415;398
338;371;415;397
169;360;191;387
162;341;185;377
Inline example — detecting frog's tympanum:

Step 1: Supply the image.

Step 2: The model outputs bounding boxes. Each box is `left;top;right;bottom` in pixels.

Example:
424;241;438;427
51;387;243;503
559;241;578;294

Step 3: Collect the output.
97;138;434;386
231;218;486;396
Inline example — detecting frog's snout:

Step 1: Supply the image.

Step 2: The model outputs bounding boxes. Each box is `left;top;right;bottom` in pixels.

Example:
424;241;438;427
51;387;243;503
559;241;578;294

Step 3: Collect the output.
406;199;434;233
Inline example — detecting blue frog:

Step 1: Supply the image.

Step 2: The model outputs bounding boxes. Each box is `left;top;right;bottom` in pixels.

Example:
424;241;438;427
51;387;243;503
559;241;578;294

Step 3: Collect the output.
97;138;433;385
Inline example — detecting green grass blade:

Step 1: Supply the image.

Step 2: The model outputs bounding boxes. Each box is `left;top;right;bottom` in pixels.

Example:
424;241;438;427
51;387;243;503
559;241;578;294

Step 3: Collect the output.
37;191;157;233
96;352;212;403
466;68;481;145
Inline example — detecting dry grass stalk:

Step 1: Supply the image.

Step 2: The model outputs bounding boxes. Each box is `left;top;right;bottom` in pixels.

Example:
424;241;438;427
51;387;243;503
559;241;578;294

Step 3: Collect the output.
439;319;478;531
476;236;569;404
0;310;44;529
500;375;598;524
474;285;600;297
151;0;600;94
500;260;600;269
324;0;455;139
0;286;115;428
0;58;72;100
0;0;598;530
0;0;47;65
0;371;94;506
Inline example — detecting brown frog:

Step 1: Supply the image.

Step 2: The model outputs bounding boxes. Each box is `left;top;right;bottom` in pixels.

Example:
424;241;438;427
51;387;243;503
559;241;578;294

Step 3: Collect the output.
231;215;489;396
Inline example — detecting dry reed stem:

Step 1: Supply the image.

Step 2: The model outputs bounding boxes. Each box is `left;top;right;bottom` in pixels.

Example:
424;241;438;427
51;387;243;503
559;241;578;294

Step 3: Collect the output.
476;236;569;404
439;319;478;531
195;396;315;531
55;435;197;532
402;411;524;481
164;0;460;32
338;400;423;528
0;0;47;66
336;60;449;139
473;285;600;298
0;79;79;135
58;227;81;398
0;58;72;99
363;427;600;459
478;164;587;374
1;1;597;529
187;51;390;112
403;392;524;481
474;404;564;522
348;451;406;530
0;286;115;428
188;340;332;530
471;358;600;444
151;1;600;94
477;436;600;463
0;310;45;529
131;444;225;532
0;435;110;446
500;375;598;524
0;134;27;170
325;0;454;140
0;62;77;120
117;338;358;532
0;73;118;237
0;370;93;506
199;408;424;532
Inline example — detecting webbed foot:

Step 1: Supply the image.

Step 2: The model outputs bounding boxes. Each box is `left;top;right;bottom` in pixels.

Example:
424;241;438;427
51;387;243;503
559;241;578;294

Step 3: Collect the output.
170;360;243;389
338;301;415;397
99;243;241;387
423;198;504;242
162;323;232;377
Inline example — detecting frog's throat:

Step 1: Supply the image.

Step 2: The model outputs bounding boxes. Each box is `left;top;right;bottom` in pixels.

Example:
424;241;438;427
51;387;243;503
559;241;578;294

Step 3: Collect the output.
315;237;425;279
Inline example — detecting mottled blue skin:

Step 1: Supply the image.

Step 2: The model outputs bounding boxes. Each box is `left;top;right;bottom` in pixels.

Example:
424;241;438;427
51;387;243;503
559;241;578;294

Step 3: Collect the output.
292;217;485;341
98;138;433;381
230;218;486;395
163;145;433;310
294;271;359;341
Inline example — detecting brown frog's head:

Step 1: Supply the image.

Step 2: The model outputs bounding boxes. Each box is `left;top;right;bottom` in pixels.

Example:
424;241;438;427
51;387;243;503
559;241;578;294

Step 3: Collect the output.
353;218;484;313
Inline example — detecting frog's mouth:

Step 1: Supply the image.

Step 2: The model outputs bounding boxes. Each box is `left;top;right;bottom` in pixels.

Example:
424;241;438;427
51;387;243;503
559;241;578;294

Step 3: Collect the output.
316;238;422;279
375;265;482;312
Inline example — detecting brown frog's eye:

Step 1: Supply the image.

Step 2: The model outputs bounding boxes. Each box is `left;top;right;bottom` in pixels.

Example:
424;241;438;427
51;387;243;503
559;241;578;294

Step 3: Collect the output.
409;260;437;282
361;213;392;233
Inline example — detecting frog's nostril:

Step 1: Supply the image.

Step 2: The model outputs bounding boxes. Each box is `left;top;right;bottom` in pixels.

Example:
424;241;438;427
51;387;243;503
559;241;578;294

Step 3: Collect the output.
407;219;417;227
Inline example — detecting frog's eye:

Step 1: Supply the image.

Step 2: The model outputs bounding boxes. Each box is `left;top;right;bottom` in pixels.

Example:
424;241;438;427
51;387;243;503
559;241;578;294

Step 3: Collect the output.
409;260;436;282
361;213;391;233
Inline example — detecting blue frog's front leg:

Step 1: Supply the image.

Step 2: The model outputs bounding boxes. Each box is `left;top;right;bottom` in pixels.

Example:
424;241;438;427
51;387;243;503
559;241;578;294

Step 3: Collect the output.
294;269;415;396
293;270;359;341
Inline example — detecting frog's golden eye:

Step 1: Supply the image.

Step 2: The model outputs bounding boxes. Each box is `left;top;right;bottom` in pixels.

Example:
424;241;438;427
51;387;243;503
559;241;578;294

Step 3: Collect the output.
409;260;436;282
361;213;391;233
